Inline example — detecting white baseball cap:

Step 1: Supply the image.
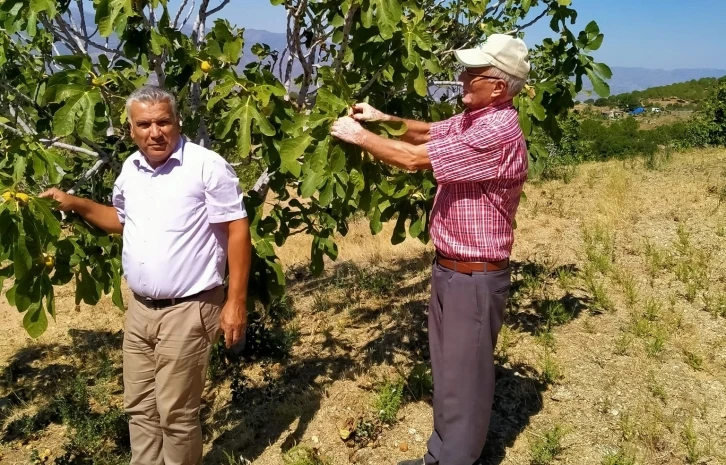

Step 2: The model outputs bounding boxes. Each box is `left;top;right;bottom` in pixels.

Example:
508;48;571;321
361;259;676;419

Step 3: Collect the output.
454;34;530;80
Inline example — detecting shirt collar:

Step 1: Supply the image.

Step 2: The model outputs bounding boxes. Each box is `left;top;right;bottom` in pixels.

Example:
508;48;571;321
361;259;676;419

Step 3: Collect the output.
133;136;185;171
464;101;515;119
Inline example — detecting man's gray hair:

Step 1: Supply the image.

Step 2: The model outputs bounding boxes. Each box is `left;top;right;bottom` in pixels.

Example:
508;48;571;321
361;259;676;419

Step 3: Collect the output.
488;67;526;98
126;86;179;121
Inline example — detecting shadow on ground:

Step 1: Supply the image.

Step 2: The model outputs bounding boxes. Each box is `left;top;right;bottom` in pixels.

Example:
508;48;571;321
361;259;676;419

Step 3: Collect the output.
1;255;592;464
0;329;129;464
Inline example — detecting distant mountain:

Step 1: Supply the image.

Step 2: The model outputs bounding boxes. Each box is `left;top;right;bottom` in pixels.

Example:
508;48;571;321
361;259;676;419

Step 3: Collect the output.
242;29;288;63
56;15;726;98
580;67;726;99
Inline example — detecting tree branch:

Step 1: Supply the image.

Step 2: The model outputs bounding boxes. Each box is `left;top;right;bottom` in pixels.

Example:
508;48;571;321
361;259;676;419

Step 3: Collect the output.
149;3;157;27
251;169;271;199
180;0;197;30
485;0;507;16
207;0;231;17
509;7;551;33
192;0;212;46
303;34;331;59
67;159;107;195
0;82;40;108
191;0;213;147
41;17;83;55
173;0;194;29
334;3;359;77
56;16;122;55
53;16;88;54
75;0;89;51
0;122;110;159
356;69;384;97
8;106;36;135
283;8;295;97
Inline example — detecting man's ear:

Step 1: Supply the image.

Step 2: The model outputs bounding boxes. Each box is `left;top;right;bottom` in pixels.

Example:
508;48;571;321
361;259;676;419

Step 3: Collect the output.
492;80;507;99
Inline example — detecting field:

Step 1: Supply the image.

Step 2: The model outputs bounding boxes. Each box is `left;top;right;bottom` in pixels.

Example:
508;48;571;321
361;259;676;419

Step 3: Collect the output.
2;149;726;465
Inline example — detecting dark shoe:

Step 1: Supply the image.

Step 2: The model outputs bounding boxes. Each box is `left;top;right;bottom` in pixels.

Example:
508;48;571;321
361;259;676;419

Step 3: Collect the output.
397;459;425;465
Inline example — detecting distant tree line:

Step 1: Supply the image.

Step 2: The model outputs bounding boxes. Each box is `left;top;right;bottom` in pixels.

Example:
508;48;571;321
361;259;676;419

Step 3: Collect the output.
536;79;726;180
583;77;725;111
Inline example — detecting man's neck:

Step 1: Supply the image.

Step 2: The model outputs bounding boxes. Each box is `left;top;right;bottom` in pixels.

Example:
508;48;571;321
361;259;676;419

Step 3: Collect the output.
143;136;182;169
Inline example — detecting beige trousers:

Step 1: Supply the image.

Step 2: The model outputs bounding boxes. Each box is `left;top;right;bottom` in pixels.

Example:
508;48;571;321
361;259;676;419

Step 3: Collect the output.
123;286;224;465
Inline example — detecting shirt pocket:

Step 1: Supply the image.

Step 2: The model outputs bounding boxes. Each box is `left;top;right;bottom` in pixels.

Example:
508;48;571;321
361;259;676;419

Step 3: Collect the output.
155;194;203;232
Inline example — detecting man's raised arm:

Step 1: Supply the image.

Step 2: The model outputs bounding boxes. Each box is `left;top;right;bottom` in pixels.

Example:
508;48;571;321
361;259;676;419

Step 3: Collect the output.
40;188;124;234
350;103;432;145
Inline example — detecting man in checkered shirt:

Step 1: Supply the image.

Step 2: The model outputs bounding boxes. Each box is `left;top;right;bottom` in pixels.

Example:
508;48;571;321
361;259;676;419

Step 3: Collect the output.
331;34;530;465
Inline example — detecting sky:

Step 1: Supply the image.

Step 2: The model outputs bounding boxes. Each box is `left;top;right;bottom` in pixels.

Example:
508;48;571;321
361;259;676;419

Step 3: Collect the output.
203;0;726;70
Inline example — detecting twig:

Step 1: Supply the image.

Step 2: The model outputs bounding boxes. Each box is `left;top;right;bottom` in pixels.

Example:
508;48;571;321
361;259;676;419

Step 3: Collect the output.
41;17;83;55
356;69;384;97
206;0;231;17
485;0;507;16
251;169;271;199
8;107;36;135
304;34;331;59
179;0;197;30
75;0;89;51
277;47;288;82
334;2;359;77
191;0;213;147
149;3;157;27
53;16;88;54
57;16;124;55
0;82;39;108
0;122;110;158
79;137;122;172
173;0;193;29
283;7;295;96
508;7;551;34
67;159;107;195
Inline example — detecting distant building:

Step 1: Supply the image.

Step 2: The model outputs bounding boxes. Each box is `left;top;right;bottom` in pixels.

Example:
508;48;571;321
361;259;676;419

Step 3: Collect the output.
602;109;624;119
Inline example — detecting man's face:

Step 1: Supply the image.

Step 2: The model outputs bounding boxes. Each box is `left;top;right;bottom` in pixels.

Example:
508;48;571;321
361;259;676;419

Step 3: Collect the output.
458;66;508;110
128;100;181;165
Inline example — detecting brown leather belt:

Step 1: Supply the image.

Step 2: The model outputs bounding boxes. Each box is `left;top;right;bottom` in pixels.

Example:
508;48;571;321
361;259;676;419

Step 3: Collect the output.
436;253;509;275
134;287;218;310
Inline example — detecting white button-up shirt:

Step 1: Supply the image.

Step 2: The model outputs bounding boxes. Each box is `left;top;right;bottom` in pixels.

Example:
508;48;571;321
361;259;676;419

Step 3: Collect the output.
112;139;247;299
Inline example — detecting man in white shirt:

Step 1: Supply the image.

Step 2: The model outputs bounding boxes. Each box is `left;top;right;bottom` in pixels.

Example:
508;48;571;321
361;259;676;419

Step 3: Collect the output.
42;86;251;465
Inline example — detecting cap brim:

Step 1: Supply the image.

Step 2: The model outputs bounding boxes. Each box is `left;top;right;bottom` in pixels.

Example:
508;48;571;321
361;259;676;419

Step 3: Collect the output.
454;49;493;68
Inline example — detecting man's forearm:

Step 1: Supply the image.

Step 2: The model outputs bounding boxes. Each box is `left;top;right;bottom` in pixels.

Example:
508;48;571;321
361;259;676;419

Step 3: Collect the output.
383;115;432;145
72;197;124;234
226;218;252;305
358;130;432;171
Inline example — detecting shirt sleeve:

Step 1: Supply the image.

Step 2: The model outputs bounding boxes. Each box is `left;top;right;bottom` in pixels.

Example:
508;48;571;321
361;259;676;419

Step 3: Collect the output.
426;121;508;184
203;154;248;224
112;172;126;224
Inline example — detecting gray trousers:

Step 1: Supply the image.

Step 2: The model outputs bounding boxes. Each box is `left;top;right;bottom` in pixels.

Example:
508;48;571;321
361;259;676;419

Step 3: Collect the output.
424;261;510;465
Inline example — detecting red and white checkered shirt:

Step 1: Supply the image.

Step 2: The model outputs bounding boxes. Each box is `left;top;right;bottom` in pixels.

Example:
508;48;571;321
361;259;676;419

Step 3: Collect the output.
427;102;528;261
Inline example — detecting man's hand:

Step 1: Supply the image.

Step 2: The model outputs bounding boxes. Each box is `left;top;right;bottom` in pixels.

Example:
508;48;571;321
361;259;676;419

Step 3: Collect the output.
331;116;366;145
349;102;389;122
219;300;247;348
39;188;77;212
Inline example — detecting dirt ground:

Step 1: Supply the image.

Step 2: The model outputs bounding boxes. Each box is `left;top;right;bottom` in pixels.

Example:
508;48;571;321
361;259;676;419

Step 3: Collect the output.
1;148;726;465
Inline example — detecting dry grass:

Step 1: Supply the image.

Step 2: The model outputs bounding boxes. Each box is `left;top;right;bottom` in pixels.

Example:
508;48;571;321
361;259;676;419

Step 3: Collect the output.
2;148;726;465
